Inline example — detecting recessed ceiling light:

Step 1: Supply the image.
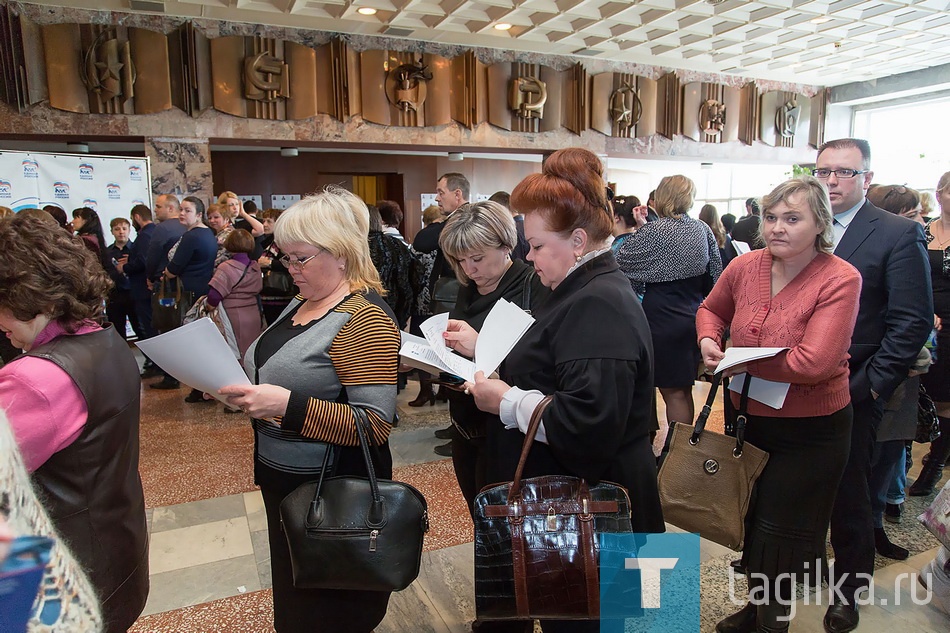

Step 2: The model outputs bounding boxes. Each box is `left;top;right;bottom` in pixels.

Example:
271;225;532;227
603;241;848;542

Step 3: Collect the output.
810;17;831;24
494;23;512;31
358;7;378;15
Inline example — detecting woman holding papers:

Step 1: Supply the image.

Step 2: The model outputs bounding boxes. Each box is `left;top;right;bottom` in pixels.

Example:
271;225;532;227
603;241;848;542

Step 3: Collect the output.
445;147;665;632
218;187;401;633
696;176;861;633
438;200;548;518
0;212;149;632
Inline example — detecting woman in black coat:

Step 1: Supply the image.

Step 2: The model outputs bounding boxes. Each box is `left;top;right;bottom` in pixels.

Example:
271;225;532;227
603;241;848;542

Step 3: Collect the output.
438;201;548;517
445;148;664;633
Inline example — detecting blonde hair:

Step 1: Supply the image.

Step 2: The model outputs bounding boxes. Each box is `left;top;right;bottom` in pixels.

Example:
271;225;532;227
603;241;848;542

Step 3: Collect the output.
422;205;443;226
217;191;240;206
654;175;696;218
439;201;517;284
207;202;235;222
0;206;13;220
275;186;384;295
759;176;835;254
938;171;950;194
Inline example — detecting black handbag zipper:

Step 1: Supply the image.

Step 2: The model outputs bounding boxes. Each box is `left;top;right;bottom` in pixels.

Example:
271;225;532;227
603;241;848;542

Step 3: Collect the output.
306;527;380;552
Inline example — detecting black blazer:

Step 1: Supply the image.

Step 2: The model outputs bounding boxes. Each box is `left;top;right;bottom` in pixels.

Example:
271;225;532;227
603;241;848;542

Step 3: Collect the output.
835;200;933;403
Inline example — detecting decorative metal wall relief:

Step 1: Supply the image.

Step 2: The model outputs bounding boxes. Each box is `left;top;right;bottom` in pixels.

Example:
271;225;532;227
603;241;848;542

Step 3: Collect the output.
510;75;546;120
38;23;173;115
360;51;451;127
211;36;292;120
488;63;554;133
450;51;486;129
682;83;739;144
81;28;135;108
591;73;647;138
563;63;588;135
0;6;47;112
315;39;359;121
168;22;212;117
244;47;289;103
760;91;811;148
656;73;681;140
738;83;758;146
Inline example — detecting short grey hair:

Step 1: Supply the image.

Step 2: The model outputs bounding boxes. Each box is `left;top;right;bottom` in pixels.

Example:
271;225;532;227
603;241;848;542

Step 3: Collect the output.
438;201;517;284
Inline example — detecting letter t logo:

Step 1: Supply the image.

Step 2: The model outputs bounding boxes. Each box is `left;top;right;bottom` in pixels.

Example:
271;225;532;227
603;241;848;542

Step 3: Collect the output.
625;558;679;608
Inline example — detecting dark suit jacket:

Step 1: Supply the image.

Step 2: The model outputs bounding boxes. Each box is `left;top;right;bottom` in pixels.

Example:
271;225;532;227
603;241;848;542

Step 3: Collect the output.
836;200;933;403
731;214;765;249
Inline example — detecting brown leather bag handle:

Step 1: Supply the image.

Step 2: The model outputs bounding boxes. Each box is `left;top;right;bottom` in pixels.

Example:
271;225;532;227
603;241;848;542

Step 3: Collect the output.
507;394;553;505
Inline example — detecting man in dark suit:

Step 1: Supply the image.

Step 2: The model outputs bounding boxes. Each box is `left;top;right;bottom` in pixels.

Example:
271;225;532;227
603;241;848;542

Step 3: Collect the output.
819;138;933;633
730;197;765;249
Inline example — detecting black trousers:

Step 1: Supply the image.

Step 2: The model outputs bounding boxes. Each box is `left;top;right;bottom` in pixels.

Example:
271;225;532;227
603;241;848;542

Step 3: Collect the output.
829;396;882;603
106;290;145;340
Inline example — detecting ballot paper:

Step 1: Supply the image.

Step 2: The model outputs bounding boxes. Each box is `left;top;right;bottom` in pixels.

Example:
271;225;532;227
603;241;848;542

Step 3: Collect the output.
135;317;251;405
715;346;788;374
728;373;791;410
401;299;534;383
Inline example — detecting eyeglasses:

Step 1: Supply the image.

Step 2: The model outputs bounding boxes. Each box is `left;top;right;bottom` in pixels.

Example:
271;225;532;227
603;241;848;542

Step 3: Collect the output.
814;168;868;180
279;253;318;270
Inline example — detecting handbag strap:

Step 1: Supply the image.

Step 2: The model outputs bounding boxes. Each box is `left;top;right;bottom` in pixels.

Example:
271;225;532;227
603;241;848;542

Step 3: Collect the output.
507;395;553;504
685;371;752;457
306;408;384;528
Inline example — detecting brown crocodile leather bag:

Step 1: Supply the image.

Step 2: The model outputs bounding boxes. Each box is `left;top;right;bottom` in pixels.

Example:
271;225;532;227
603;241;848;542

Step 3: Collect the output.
473;396;634;621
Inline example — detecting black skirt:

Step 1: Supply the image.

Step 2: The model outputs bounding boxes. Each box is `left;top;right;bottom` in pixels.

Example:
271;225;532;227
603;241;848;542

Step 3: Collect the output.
923;330;950;402
740;405;852;579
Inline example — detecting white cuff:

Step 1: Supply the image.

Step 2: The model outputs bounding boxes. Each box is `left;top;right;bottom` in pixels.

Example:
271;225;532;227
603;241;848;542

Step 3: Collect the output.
499;387;549;444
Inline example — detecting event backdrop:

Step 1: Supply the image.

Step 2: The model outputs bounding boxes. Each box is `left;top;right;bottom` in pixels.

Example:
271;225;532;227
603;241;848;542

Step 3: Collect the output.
0;150;152;236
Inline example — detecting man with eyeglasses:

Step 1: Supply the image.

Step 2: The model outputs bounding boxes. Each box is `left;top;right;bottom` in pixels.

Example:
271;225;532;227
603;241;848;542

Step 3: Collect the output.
816;138;932;633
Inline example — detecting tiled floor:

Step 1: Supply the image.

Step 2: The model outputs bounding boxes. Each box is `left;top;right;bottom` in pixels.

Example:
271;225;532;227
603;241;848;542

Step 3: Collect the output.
130;369;950;632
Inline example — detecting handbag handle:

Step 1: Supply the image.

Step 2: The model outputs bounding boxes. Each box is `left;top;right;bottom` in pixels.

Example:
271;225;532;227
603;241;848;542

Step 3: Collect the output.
306;407;386;529
158;277;182;303
505;395;593;509
688;371;753;457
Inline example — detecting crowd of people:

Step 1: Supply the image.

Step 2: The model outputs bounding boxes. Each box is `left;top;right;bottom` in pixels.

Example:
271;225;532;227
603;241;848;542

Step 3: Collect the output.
0;139;948;633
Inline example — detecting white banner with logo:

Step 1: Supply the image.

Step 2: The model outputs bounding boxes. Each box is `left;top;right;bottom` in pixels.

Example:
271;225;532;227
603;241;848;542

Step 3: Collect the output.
0;149;151;235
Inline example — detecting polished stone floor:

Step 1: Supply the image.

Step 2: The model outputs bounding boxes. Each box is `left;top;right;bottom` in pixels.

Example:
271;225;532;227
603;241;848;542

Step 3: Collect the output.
130;370;950;632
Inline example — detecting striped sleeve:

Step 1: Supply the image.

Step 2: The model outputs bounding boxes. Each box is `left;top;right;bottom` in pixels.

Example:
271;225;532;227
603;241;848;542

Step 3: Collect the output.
283;297;400;446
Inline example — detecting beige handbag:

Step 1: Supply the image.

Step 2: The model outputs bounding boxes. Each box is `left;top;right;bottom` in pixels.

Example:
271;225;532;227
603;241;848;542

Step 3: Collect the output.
657;374;769;551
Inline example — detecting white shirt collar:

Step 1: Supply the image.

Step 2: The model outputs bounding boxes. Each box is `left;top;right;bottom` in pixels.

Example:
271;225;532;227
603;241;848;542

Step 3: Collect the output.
834;197;865;229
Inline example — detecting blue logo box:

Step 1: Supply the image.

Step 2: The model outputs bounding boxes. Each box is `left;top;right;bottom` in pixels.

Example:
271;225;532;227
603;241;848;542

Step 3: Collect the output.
600;532;701;633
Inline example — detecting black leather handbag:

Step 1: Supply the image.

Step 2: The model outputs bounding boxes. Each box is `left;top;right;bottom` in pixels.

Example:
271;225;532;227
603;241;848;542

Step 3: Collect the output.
279;408;429;592
473;396;634;620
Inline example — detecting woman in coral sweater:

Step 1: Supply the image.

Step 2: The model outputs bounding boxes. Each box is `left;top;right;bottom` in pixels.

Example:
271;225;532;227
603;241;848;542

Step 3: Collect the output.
696;176;862;633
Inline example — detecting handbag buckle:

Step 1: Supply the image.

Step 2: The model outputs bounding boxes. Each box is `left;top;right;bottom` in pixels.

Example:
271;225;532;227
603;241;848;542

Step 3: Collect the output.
579;497;593;522
704;459;720;475
510;500;524;525
546;507;557;532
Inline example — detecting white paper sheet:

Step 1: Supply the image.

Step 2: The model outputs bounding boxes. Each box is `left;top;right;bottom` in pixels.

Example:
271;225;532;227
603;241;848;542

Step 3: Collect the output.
728;373;791;409
733;240;751;255
407;301;535;383
135;318;251;405
399;331;453;376
716;346;788;374
474;299;535;378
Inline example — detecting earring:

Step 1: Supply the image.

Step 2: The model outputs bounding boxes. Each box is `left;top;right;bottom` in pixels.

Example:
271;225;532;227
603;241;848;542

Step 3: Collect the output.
576;255;582;262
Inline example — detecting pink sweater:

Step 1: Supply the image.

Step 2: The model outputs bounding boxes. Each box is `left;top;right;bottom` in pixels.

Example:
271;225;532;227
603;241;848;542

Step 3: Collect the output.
0;320;97;471
696;250;862;418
